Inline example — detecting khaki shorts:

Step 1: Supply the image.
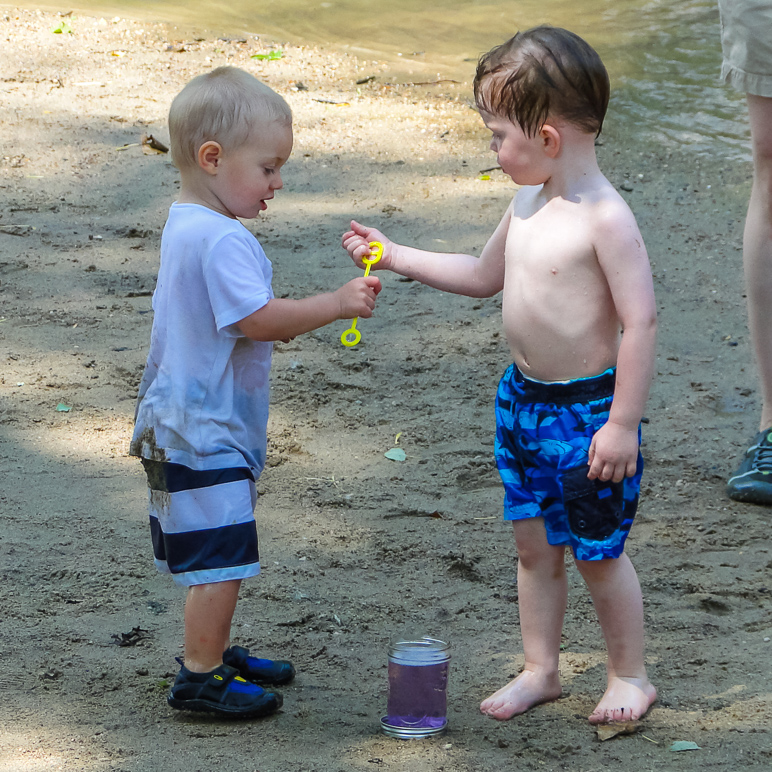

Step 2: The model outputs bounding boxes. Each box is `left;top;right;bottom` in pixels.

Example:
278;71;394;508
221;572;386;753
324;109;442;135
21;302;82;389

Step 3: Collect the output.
719;0;772;97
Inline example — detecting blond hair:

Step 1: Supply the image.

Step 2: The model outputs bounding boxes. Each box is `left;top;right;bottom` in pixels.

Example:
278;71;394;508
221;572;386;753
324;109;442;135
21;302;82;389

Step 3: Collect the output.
169;67;292;169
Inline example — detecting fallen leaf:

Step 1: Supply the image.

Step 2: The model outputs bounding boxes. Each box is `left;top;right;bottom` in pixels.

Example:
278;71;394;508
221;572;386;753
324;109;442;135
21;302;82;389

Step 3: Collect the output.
251;49;283;61
111;626;149;646
384;448;406;462
597;721;639;741
141;133;169;154
670;740;701;752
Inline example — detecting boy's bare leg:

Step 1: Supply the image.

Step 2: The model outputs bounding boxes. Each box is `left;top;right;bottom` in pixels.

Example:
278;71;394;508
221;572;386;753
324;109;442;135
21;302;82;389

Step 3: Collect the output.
183;578;242;672
744;94;772;431
480;518;566;720
574;554;656;723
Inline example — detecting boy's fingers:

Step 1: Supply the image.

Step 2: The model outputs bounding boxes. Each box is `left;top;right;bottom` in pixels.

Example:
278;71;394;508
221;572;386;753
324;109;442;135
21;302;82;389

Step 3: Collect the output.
342;236;363;253
590;459;613;482
364;275;382;293
586;445;600;478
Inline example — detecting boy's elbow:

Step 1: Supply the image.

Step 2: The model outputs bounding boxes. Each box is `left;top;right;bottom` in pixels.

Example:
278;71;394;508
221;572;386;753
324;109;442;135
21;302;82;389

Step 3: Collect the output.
237;318;277;342
470;274;504;298
635;300;658;332
621;310;657;341
471;288;500;299
237;301;288;342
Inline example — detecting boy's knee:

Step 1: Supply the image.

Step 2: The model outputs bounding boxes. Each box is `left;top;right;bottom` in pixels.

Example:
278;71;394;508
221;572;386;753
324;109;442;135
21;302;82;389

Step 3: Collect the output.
516;542;565;575
573;555;614;580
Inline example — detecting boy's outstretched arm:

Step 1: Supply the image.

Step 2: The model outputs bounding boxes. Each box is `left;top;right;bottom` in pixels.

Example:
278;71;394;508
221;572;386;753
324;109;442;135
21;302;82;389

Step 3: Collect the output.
342;211;509;298
588;207;657;483
237;275;381;342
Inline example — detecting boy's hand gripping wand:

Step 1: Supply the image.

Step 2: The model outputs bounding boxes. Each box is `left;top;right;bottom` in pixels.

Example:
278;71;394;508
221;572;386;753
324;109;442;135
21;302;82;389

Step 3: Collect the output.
340;241;382;348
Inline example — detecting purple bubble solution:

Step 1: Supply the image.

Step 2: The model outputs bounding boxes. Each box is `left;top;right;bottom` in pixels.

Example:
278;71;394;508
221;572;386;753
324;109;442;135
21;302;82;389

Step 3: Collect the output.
386;660;449;728
382;638;450;737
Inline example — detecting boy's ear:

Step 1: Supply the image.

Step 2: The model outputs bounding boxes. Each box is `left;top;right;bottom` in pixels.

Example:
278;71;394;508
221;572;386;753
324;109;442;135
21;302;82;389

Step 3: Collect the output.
198;141;223;174
539;124;561;158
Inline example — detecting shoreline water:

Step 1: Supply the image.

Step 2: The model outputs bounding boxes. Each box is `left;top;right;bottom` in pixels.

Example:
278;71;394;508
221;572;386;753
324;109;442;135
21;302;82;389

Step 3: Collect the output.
6;0;748;161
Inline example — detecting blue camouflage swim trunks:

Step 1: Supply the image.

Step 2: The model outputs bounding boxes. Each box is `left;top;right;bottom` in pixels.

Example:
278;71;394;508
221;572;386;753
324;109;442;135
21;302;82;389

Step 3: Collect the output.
495;364;643;561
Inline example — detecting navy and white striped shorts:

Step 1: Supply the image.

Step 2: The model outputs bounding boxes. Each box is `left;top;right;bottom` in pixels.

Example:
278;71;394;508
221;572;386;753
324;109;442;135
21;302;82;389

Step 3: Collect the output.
141;460;260;587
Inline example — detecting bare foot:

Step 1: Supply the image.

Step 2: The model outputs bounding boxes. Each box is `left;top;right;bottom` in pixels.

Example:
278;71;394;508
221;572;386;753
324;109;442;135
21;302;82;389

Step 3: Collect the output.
588;676;657;724
480;669;562;721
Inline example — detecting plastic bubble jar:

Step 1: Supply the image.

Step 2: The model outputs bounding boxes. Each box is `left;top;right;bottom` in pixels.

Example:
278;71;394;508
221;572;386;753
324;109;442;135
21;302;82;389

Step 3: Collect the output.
380;637;450;739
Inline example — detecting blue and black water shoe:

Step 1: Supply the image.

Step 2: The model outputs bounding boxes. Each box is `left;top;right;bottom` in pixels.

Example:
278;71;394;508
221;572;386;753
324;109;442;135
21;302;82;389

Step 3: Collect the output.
223;645;296;686
168;662;282;718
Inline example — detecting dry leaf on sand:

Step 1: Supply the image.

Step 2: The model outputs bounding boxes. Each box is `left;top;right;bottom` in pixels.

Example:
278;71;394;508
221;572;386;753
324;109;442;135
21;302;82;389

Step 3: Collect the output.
597;721;640;741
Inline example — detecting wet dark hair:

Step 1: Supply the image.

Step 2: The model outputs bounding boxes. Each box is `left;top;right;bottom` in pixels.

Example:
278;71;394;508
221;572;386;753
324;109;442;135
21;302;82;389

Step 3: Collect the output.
474;25;609;138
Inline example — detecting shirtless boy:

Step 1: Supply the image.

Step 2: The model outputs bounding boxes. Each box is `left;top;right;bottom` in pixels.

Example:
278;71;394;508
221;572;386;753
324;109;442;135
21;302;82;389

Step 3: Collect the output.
342;26;657;724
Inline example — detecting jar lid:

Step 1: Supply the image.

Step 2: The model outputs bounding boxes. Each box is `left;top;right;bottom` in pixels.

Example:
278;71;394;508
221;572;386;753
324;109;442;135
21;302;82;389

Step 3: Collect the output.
388;637;450;665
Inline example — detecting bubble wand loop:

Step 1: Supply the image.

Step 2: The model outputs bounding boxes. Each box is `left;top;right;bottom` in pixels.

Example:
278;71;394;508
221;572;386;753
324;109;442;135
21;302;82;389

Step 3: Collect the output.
340;241;383;347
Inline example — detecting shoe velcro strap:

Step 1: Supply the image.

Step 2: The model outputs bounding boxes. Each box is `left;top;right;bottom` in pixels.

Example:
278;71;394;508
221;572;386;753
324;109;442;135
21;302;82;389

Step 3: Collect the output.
197;664;243;701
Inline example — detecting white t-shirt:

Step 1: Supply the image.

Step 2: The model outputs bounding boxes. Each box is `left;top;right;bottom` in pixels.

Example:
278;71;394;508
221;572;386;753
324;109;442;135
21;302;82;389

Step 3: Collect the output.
130;203;274;475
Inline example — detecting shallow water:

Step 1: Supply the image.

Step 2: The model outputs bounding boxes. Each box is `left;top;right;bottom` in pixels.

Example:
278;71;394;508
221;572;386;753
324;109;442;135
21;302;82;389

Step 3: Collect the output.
19;0;749;158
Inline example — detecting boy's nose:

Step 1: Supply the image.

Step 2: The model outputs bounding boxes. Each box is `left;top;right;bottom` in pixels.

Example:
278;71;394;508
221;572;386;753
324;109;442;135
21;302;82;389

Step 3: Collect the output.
272;173;283;190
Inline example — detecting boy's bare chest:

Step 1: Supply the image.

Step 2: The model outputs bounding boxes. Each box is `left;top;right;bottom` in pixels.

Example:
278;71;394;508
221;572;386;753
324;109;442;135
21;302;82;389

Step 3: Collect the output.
505;205;598;279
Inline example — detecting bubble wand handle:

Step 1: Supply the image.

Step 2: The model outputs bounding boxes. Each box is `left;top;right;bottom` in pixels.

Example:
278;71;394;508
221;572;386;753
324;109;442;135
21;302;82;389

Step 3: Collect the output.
340;241;383;347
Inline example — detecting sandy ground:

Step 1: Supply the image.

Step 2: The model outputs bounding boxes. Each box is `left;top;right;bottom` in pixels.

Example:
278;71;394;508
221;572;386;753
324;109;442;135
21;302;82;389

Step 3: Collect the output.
1;7;771;772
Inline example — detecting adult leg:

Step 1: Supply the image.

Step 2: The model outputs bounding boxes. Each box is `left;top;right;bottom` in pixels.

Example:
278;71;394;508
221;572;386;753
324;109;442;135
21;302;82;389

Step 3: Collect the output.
574;553;656;723
727;94;772;504
744;94;772;429
183;578;242;672
480;518;566;720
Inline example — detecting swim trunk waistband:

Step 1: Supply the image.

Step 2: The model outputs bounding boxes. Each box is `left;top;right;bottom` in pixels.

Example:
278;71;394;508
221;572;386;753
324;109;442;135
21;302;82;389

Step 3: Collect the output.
507;365;616;405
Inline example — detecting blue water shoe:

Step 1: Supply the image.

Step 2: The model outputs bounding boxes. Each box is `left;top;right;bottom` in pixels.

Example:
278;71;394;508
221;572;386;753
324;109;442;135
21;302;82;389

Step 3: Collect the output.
168;662;282;718
223;645;296;686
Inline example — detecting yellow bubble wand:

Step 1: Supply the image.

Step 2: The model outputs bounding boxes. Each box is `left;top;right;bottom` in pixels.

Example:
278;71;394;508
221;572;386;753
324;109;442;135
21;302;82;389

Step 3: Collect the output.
340;241;382;347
